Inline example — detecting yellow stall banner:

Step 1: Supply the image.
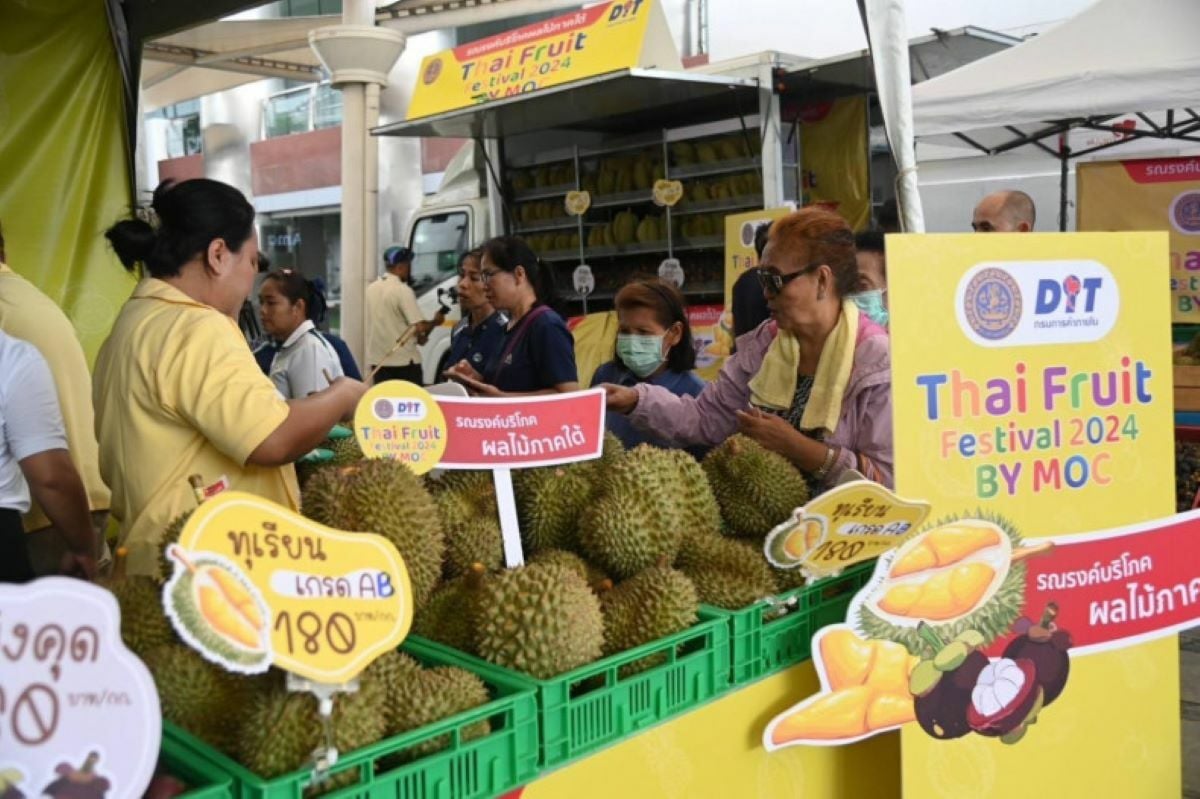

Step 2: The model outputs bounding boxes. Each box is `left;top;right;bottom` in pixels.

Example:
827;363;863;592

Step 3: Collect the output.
406;0;679;120
1078;156;1200;323
0;0;135;362
799;97;871;232
887;233;1179;797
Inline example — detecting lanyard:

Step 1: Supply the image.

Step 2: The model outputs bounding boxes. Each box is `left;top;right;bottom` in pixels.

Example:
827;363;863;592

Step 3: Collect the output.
488;305;551;384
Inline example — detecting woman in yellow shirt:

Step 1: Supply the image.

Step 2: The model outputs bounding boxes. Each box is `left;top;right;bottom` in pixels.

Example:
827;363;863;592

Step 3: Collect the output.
95;179;366;576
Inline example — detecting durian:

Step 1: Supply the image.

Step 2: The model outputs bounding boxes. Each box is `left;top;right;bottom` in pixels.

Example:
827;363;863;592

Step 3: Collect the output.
430;471;503;577
600;565;698;656
143;644;260;754
389;665;491;758
513;464;592;554
471;562;603;679
662;449;722;537
857;514;1027;655
103;551;176;658
156;510;194;582
702;435;810;540
577;445;684;579
675;533;777;609
329;435;364;466
412;576;477;652
344;460;446;611
529;548;608;589
301;466;356;530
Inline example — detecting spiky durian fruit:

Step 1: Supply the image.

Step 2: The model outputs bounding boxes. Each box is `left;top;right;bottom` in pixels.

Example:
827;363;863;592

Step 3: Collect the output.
513;464;593;553
236;674;386;779
364;649;423;711
412;576;477;652
389;665;491;758
329;435;364;466
143;644;262;754
662;449;722;537
155;510;194;582
109;575;175;657
529;549;609;590
577;445;685;579
675;532;778;609
430;471;504;577
301;465;357;530
471;562;603;679
857;514;1027;655
344;460;445;611
702;434;810;540
600;565;698;656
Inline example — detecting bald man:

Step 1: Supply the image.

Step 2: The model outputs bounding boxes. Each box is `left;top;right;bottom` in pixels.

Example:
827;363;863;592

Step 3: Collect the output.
972;190;1036;233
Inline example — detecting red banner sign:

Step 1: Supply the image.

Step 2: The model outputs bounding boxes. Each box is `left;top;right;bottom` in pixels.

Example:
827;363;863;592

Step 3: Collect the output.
1015;511;1200;655
435;389;606;469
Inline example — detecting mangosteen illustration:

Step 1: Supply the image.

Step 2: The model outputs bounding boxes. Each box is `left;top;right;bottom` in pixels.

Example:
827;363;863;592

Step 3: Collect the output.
1003;602;1072;706
965;657;1044;743
40;752;110;799
910;623;991;740
0;768;25;799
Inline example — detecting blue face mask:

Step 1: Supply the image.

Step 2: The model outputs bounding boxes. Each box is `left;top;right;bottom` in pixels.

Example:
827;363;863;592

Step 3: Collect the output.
851;289;889;327
616;333;666;378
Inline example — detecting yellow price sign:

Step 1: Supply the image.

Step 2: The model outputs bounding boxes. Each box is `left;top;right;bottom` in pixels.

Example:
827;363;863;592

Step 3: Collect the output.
163;492;413;684
764;480;931;578
354;381;448;475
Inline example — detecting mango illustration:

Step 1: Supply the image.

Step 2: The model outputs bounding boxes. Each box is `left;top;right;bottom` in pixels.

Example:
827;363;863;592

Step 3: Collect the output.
167;546;271;670
767;628;918;746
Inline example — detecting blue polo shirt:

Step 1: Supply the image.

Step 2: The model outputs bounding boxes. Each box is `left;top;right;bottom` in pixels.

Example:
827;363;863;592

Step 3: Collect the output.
447;310;508;374
590;361;706;455
484;306;577;393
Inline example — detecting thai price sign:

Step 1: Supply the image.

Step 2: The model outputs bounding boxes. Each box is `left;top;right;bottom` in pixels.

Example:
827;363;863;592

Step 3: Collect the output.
0;578;160;798
764;480;932;579
163;492;413;684
406;0;679;120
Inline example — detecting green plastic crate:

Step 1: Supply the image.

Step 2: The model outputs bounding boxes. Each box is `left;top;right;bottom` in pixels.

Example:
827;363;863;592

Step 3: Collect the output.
411;614;730;771
165;638;539;799
707;559;877;686
160;731;234;799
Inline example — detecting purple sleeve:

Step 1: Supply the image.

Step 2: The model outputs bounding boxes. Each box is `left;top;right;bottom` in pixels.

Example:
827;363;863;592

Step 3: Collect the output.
825;381;893;489
627;345;760;447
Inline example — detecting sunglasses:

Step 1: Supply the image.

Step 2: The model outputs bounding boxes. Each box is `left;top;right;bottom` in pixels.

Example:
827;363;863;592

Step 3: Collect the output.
755;262;824;298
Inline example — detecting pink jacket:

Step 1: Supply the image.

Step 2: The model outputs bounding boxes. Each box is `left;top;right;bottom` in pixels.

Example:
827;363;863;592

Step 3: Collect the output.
628;315;893;488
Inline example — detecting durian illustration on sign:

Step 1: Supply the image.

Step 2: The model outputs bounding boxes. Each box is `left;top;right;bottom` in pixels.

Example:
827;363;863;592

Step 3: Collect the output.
164;545;272;673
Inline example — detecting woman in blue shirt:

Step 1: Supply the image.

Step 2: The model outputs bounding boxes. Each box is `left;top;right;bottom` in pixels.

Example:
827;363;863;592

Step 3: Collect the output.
590;278;704;451
445;237;579;396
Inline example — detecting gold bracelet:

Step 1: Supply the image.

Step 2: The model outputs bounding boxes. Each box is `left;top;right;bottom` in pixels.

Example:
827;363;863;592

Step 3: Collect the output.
813;445;838;480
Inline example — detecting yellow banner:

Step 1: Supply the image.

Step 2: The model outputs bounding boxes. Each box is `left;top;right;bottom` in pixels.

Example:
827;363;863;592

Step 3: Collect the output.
407;0;678;120
0;0;134;363
1078;157;1200;323
800;97;870;232
887;233;1179;797
165;492;414;684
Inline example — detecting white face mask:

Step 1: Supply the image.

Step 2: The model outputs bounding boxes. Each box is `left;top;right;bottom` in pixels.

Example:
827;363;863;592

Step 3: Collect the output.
616;333;666;378
851;289;889;327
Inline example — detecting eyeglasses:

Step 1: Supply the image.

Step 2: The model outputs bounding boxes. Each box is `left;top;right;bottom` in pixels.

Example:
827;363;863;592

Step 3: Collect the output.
755;262;823;298
479;269;502;286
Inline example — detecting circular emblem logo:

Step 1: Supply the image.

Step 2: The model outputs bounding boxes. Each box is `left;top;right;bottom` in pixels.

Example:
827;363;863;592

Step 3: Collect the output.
1170;190;1200;234
422;57;443;86
740;222;757;248
963;267;1022;340
373;398;394;419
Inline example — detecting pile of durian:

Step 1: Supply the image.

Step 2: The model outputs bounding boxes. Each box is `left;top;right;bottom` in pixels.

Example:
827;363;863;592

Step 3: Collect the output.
101;432;812;786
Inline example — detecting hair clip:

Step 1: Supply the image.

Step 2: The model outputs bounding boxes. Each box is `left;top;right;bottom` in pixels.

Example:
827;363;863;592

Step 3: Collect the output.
134;205;161;231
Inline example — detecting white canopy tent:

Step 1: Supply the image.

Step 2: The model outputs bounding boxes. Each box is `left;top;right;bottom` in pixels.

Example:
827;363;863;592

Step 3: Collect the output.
910;0;1200;229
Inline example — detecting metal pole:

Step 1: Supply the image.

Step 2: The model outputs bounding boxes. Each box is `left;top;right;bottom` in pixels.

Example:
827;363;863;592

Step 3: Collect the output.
1058;133;1069;232
340;82;367;365
758;61;784;208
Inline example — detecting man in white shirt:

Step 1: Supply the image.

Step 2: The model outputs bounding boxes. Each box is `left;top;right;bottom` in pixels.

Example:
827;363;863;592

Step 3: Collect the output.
0;330;97;582
365;246;444;385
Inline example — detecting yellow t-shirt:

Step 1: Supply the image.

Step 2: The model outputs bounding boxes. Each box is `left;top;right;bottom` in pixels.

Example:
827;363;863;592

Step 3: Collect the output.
365;273;423;367
0;262;110;530
93;279;299;576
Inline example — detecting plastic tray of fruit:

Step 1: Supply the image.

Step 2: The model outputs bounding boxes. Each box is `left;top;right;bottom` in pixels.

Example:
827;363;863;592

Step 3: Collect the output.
158;730;234;798
408;613;731;772
706;560;876;687
164;639;539;799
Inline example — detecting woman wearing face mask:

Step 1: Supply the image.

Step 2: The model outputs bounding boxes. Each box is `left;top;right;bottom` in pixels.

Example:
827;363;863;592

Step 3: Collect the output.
96;179;367;575
258;270;344;399
851;230;888;328
601;207;893;490
590;278;703;451
444;236;579;396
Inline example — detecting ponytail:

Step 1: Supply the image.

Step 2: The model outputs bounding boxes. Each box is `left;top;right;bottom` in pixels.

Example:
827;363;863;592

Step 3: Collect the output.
481;235;559;311
263;269;328;323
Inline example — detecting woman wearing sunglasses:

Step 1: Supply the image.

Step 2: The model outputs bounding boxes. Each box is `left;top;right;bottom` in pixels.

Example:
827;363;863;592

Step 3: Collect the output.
602;206;892;490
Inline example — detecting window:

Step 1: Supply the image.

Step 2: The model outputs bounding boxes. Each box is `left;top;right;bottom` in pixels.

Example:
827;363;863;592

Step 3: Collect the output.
148;100;202;157
409;212;469;297
263;83;343;138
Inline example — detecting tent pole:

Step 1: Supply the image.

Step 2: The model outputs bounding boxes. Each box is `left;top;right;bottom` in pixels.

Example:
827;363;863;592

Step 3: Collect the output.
1058;133;1069;232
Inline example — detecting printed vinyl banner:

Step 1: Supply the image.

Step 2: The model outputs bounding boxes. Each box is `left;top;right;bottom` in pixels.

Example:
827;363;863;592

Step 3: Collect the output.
797;97;871;232
1078;156;1200;322
406;0;679;120
886;232;1179;797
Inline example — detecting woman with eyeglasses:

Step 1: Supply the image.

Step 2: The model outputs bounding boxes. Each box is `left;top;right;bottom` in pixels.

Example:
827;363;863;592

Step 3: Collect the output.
444;236;579;396
258;269;344;399
602;207;893;490
589;277;705;453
